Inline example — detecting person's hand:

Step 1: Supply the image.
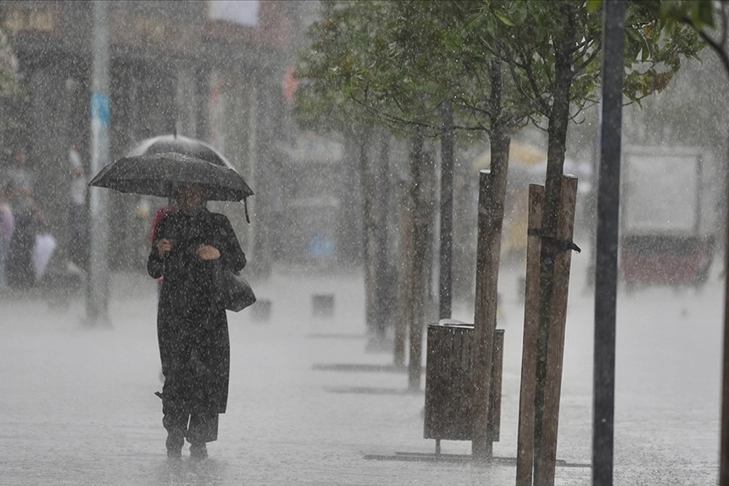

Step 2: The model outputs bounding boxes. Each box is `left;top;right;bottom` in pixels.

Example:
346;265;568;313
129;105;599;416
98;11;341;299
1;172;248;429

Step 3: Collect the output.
196;244;220;261
157;239;173;257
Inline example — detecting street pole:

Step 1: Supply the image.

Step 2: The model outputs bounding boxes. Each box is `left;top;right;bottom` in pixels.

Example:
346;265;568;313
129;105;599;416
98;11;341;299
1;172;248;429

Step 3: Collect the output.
722;151;729;485
593;0;625;484
86;0;111;326
439;101;454;320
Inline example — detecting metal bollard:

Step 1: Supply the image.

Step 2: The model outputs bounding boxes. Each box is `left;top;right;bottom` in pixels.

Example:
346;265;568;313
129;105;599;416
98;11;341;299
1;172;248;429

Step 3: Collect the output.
312;294;335;318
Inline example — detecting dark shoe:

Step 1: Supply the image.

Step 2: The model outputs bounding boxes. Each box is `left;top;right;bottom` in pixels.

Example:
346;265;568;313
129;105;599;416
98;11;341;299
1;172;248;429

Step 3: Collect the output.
190;442;208;459
166;430;184;459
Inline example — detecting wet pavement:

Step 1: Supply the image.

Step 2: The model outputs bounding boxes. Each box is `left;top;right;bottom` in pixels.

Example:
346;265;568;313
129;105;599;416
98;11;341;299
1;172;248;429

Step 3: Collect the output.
0;249;722;485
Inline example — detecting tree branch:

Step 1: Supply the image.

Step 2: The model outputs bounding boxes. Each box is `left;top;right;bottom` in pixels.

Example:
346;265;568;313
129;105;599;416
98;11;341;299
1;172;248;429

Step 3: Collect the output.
350;93;490;134
511;49;551;116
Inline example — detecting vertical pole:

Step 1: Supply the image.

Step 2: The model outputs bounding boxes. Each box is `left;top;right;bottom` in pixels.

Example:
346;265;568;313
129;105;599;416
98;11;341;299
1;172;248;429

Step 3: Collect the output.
594;1;625;484
721;129;729;486
722;159;729;485
717;39;729;486
86;0;111;326
439;101;454;320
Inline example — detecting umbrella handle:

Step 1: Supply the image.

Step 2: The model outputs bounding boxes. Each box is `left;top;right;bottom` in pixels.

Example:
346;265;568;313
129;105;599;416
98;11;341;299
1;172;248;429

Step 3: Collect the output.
243;198;250;224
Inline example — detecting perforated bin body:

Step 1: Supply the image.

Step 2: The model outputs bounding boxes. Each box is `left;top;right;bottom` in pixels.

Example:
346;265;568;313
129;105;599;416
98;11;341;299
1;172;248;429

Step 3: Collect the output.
423;324;504;441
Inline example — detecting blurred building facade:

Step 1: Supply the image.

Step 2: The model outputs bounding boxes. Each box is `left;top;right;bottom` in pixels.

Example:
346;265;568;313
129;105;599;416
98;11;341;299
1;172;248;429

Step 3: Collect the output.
1;0;308;275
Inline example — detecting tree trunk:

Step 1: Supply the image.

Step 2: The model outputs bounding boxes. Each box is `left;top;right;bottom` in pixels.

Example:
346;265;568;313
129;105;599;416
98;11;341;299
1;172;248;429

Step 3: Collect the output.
472;58;511;462
472;132;510;462
394;166;413;366
408;128;428;390
533;4;577;483
375;133;392;340
358;126;380;344
439;101;455;320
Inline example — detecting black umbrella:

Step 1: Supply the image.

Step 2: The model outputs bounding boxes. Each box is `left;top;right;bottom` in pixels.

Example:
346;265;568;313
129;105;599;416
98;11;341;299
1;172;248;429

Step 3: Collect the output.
89;151;253;201
89;134;254;220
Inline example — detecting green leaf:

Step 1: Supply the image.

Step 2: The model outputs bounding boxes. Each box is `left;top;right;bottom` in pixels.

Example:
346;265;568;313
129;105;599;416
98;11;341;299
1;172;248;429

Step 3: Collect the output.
697;1;716;28
493;9;515;27
586;0;601;14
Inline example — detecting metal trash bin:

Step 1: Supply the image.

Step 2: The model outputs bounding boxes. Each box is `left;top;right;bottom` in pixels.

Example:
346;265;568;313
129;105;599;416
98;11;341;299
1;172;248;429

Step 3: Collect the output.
423;322;504;446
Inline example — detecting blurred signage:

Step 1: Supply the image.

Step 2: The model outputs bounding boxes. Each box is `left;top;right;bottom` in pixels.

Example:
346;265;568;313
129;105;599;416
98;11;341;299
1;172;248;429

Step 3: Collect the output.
3;4;62;37
91;92;110;128
209;1;259;26
622;149;702;235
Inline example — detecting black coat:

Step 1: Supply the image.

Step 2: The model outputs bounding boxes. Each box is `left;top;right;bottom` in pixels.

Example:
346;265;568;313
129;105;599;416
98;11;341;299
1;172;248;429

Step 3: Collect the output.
147;208;246;414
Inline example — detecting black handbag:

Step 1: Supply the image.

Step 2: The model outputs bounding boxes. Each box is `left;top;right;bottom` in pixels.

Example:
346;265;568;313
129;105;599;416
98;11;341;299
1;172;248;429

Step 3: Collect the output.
213;262;256;312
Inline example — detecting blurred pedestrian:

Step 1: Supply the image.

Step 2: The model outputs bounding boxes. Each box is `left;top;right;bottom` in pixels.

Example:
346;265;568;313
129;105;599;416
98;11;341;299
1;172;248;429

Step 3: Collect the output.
0;183;15;289
6;148;43;288
147;182;246;459
68;139;88;268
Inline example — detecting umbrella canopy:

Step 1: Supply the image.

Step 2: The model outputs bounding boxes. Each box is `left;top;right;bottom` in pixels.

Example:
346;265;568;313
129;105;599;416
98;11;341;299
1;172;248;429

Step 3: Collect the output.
89;152;254;202
127;134;236;169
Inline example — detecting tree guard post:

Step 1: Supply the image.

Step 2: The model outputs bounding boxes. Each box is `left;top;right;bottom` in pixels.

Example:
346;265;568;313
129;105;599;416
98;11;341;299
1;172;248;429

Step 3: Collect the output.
516;184;545;486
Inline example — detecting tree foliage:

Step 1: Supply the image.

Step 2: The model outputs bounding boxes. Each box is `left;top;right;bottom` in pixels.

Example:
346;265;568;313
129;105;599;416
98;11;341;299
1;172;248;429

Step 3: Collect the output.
297;1;550;143
477;1;703;118
295;1;703;141
645;0;729;78
294;2;396;134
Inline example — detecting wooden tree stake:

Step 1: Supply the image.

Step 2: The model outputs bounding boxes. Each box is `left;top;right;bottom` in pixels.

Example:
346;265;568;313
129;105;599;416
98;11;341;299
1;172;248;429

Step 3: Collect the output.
516;184;545;486
534;175;579;486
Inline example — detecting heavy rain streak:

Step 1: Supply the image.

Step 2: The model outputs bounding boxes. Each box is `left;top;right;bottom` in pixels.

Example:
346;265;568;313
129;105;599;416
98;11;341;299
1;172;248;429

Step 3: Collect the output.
0;2;726;485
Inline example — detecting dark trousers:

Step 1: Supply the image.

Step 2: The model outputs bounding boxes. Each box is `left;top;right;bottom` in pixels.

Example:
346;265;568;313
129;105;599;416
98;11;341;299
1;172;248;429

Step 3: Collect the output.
163;410;219;444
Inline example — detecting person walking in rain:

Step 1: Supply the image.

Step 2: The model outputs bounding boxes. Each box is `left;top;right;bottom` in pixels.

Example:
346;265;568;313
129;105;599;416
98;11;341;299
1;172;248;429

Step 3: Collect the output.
6;148;43;288
147;182;246;459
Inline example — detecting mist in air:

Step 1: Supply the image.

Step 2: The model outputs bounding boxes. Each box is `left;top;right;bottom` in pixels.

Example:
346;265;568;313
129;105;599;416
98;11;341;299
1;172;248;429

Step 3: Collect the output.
0;2;725;484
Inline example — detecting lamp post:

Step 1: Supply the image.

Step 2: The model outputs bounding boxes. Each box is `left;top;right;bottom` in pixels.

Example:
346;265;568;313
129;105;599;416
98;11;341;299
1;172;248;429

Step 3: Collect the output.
593;1;626;484
86;0;111;326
